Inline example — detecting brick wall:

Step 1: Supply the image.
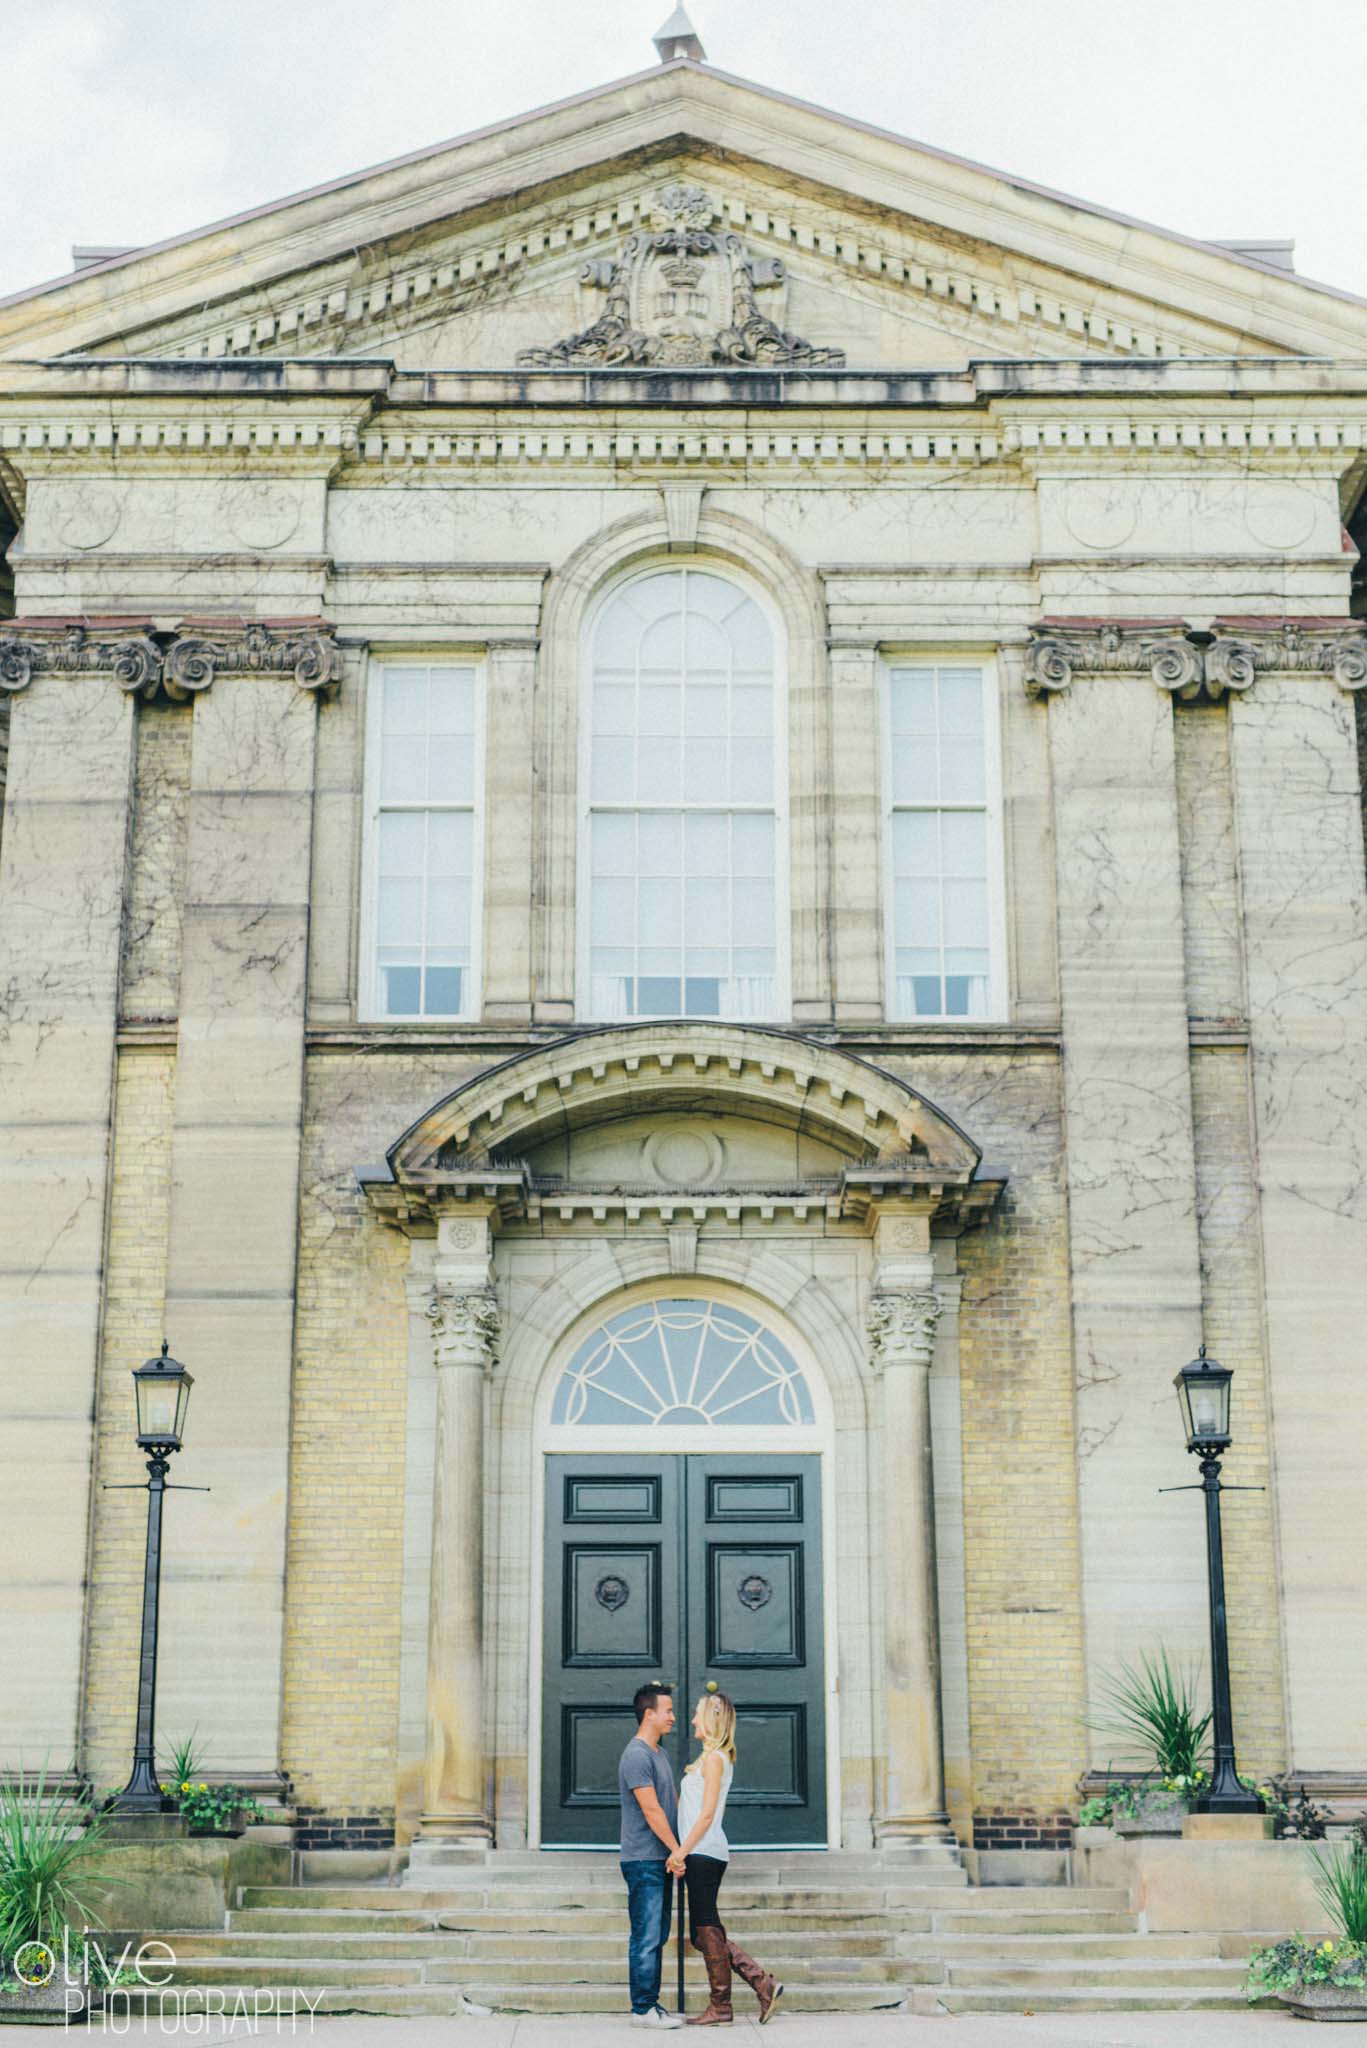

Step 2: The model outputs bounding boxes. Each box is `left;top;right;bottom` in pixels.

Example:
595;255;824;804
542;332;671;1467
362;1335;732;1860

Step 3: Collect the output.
83;1047;177;1788
281;1051;483;1819
887;1049;1089;1839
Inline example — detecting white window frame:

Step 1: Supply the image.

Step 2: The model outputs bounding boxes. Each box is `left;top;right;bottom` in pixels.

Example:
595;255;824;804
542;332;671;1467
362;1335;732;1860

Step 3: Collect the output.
575;561;792;1024
358;652;487;1024
879;650;1008;1023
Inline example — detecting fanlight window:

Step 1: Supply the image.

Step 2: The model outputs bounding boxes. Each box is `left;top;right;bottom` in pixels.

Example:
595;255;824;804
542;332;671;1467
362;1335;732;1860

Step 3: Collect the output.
552;1298;814;1428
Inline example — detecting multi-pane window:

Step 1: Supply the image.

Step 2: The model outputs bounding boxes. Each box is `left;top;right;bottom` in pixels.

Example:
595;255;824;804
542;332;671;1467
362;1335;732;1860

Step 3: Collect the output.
363;662;480;1019
585;569;782;1020
885;662;997;1020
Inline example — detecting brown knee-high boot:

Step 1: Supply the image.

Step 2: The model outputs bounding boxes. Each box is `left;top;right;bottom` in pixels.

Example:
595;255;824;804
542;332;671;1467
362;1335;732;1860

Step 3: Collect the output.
687;1925;732;2026
726;1939;783;2024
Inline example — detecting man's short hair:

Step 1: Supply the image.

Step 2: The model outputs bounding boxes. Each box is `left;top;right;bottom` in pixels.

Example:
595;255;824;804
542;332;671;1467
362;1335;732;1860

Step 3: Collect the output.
633;1681;672;1725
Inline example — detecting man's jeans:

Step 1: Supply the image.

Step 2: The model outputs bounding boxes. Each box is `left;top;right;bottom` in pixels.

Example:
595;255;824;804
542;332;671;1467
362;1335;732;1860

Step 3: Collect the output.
621;1857;673;2014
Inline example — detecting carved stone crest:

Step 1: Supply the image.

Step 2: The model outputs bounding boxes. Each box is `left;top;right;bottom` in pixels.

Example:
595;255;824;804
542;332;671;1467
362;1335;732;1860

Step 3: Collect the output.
517;183;844;371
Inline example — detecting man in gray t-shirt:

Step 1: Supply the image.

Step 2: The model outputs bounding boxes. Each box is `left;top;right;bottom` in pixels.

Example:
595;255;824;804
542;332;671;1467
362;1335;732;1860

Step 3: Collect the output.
618;1682;684;2029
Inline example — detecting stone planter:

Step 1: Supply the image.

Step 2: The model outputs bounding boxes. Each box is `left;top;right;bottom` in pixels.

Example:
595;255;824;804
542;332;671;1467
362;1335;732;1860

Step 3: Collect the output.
1114;1785;1189;1836
1277;1983;1367;2021
187;1808;249;1839
0;1978;97;2025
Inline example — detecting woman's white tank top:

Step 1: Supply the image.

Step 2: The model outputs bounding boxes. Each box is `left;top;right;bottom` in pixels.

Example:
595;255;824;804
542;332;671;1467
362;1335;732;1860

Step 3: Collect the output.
678;1756;734;1862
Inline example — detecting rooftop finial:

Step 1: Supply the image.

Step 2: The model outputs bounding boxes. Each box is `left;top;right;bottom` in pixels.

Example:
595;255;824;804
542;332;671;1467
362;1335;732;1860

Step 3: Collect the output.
653;4;706;62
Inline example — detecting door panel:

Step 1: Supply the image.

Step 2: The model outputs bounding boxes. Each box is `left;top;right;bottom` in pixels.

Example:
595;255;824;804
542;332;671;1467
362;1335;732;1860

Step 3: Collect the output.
688;1456;825;1847
542;1453;824;1847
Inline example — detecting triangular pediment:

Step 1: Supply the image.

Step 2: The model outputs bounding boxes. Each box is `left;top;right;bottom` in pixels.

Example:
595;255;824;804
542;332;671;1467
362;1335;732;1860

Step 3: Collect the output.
4;61;1366;372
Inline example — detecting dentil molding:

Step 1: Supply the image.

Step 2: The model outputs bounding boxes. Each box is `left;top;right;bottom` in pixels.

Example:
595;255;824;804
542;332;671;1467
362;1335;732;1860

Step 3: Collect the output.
1025;618;1367;700
0;618;341;701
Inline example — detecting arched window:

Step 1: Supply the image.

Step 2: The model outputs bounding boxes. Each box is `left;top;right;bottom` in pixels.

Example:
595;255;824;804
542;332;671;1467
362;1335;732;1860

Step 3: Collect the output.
583;568;782;1020
551;1298;814;1427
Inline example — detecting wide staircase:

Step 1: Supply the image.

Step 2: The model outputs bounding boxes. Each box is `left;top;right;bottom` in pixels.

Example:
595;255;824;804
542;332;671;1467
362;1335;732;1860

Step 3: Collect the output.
133;1845;1256;2016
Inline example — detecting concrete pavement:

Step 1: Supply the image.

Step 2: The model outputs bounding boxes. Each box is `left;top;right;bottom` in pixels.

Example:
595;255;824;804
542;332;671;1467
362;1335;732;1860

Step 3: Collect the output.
18;2003;1293;2044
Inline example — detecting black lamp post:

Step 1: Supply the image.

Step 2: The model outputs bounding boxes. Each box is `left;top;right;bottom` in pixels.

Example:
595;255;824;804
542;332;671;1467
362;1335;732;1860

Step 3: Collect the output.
111;1342;194;1812
1173;1345;1261;1814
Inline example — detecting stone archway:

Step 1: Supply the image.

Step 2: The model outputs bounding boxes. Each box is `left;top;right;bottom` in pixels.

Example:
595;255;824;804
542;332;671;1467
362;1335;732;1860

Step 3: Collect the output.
363;1021;1003;1848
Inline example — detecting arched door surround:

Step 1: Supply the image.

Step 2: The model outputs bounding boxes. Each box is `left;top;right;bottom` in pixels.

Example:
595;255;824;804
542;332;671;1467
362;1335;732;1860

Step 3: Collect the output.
364;1021;1002;1849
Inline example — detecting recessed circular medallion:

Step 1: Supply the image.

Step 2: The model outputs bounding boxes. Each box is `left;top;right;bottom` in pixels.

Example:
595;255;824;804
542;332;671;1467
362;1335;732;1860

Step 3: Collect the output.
1063;481;1137;551
643;1123;724;1187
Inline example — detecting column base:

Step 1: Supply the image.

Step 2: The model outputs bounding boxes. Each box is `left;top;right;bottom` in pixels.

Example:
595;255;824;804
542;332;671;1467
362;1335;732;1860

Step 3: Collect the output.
417;1813;494;1844
875;1813;954;1843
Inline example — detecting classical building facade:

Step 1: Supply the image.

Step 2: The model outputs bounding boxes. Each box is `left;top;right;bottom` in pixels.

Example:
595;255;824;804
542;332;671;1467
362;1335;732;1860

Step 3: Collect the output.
2;34;1366;1859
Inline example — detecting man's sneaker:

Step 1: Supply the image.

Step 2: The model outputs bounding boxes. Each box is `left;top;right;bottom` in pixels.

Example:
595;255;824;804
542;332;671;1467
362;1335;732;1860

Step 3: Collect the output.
631;2006;685;2030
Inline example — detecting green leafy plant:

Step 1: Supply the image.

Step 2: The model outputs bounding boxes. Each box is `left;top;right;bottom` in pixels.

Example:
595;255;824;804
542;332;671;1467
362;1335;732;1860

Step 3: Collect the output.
1312;1837;1367;1944
163;1732;202;1789
1247;1937;1367;2000
168;1783;263;1834
1093;1651;1212;1779
0;1767;112;1981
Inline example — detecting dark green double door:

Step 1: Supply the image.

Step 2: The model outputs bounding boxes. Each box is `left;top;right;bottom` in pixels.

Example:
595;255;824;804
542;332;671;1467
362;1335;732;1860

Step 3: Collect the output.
543;1454;826;1848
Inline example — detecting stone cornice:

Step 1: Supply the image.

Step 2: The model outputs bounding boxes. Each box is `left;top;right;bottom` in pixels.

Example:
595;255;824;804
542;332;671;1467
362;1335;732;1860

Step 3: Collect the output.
0;616;341;700
1025;617;1367;699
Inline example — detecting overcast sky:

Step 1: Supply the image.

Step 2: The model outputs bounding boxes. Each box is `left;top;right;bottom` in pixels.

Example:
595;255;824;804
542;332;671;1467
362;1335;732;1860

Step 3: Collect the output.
2;0;1363;309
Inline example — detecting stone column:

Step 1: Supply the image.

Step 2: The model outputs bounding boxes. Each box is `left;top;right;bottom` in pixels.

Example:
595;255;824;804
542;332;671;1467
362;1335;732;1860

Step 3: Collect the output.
481;640;537;1023
1026;624;1207;1726
1219;620;1367;1774
0;625;152;1755
826;638;884;1021
158;622;338;1772
868;1205;947;1838
422;1210;499;1839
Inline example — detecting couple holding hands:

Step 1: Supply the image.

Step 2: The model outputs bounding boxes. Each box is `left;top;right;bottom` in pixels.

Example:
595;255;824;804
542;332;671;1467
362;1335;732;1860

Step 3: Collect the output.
618;1679;783;2029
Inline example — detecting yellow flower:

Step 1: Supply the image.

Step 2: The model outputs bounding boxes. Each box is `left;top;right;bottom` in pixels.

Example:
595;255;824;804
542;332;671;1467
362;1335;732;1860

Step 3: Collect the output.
180;1781;190;1792
199;1782;207;1791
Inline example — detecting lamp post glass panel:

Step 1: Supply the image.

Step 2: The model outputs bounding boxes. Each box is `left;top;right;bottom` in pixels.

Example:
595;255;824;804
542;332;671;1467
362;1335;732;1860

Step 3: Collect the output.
114;1343;193;1812
1174;1346;1260;1813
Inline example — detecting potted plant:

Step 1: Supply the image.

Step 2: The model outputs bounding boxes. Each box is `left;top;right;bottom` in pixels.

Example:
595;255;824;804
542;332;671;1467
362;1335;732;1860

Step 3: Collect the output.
1247;1834;1367;2018
159;1732;263;1837
1092;1651;1212;1834
0;1767;113;2023
168;1782;264;1838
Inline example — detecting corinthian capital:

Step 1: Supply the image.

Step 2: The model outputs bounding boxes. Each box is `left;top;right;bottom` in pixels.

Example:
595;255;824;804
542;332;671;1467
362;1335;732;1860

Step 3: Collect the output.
867;1291;940;1371
1024;621;1203;699
1207;617;1367;693
428;1287;500;1374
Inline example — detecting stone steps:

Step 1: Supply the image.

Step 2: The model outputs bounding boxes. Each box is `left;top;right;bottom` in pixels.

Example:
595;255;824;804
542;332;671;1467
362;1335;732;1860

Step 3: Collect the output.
138;1865;1268;2016
932;1988;1256;2014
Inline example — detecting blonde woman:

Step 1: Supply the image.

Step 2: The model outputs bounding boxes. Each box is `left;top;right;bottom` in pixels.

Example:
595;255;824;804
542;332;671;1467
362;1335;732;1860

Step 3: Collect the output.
666;1692;782;2027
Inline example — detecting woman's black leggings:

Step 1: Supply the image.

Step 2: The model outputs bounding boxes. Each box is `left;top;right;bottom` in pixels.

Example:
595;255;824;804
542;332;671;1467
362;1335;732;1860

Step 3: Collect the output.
684;1853;728;1937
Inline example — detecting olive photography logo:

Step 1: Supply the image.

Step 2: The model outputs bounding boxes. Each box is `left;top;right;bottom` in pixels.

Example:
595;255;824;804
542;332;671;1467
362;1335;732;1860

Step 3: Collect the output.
3;1930;324;2032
